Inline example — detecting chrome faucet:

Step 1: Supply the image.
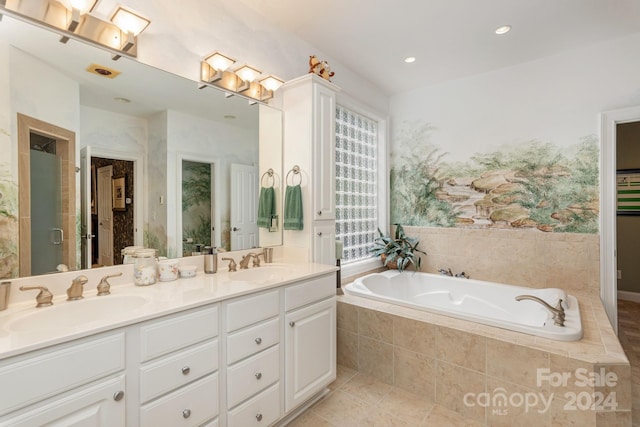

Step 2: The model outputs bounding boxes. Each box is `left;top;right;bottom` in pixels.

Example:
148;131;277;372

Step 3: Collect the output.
67;275;88;300
515;295;565;326
222;257;237;272
97;272;123;296
239;253;257;269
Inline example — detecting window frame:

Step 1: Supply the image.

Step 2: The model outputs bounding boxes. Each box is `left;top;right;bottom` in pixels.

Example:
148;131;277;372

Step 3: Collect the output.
335;93;389;278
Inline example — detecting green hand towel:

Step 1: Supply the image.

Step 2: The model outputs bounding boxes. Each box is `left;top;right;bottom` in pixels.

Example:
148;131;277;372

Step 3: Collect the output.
257;186;275;228
284;184;303;230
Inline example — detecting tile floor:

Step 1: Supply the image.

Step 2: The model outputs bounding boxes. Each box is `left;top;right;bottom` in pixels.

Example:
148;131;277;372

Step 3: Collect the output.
290;300;640;427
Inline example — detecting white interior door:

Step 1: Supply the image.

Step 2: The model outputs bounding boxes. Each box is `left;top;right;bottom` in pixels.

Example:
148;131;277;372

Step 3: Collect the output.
230;164;258;250
97;165;114;266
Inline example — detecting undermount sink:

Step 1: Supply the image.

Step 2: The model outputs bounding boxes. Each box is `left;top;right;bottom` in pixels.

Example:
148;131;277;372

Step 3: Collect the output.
230;266;291;282
6;295;149;332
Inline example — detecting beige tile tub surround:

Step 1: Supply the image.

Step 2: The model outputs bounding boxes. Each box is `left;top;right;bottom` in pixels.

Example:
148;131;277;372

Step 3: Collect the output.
402;226;600;294
336;293;631;426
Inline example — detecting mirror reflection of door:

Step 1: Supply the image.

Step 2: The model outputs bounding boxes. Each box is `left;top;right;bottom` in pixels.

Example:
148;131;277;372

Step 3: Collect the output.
97;165;114;266
230;164;258;250
29;134;63;275
17;113;76;277
182;160;213;255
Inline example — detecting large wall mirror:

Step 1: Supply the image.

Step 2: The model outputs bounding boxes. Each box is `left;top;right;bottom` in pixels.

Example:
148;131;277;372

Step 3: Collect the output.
0;14;283;278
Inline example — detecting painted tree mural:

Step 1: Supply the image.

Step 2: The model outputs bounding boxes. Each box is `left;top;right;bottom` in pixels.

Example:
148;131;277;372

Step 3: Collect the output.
391;122;599;233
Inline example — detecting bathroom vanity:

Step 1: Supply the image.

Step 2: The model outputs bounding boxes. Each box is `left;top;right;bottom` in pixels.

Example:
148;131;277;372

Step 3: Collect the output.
0;262;337;426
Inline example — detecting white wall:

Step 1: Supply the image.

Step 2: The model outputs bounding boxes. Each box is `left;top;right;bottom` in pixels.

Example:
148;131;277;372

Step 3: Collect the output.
390;32;640;159
91;0;389;114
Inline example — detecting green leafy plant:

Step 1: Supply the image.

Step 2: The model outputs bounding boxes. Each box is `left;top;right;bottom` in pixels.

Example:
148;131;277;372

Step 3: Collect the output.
369;224;426;272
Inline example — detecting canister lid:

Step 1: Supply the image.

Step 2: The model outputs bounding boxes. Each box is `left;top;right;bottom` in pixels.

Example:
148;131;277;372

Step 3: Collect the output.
122;245;143;255
134;248;156;258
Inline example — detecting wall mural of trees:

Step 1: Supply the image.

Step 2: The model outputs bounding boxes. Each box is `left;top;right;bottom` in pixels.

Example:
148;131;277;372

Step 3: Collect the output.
391;122;599;233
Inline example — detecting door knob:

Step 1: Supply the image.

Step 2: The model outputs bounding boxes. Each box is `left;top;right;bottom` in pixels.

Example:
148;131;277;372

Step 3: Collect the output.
232;227;240;231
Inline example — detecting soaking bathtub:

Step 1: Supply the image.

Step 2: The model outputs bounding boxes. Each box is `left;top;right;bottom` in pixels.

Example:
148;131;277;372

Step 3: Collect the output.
343;270;583;341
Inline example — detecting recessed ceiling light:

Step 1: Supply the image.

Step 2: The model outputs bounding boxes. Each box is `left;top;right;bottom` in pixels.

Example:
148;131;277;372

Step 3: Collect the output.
404;57;416;63
495;25;512;35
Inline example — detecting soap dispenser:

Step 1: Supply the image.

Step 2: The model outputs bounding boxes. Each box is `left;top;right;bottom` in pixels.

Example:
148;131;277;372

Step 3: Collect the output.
204;246;217;274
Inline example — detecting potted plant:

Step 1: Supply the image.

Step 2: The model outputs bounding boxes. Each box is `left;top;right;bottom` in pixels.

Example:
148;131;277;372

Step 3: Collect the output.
369;224;426;272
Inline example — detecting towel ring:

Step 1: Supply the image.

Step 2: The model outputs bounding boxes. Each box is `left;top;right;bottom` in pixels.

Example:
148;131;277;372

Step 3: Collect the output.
260;168;275;188
286;165;302;186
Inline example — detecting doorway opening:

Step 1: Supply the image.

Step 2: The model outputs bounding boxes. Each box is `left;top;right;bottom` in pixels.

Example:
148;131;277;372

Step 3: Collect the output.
17;113;76;276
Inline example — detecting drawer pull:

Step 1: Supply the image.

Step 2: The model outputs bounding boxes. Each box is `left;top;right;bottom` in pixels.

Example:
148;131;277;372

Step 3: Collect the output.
289;321;295;327
113;390;124;402
317;232;322;236
255;372;262;380
182;409;191;419
317;211;322;216
255;337;262;345
256;413;263;422
181;366;191;375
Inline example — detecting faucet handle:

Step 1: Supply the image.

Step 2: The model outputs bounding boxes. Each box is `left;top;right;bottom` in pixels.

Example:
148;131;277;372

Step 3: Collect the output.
252;254;261;268
222;257;237;272
19;286;54;308
97;272;123;296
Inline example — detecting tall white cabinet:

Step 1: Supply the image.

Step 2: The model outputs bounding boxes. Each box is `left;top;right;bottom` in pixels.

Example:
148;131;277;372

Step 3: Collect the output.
281;74;339;264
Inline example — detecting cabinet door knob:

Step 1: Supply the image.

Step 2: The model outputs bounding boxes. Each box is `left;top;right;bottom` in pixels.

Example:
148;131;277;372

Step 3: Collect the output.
182;366;190;375
256;413;263;422
255;337;262;345
289;321;295;327
317;210;322;216
317;232;322;236
255;372;262;380
113;390;124;401
182;409;191;419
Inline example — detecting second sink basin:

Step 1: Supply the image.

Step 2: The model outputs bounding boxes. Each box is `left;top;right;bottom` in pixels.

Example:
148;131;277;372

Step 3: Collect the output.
6;295;149;332
230;266;291;282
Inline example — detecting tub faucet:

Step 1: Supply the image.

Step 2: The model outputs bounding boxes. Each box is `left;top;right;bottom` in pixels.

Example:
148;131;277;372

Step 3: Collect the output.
239;253;257;269
67;275;88;301
438;268;453;276
515;295;565;326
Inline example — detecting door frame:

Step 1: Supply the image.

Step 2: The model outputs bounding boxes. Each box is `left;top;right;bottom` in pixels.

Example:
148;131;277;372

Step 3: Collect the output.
17;113;76;276
82;146;144;268
600;105;640;333
175;152;220;257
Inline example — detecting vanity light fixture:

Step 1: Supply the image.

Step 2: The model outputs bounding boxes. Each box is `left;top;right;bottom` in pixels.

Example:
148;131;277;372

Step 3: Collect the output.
0;0;150;60
199;52;285;104
110;5;150;60
55;0;98;43
203;52;236;83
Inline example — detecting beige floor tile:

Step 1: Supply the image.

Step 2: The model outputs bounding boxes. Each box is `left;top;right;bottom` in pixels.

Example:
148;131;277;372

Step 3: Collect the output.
330;364;358;391
340;372;393;405
377;387;433;425
289;411;336;427
357;406;411;427
421;404;485;427
312;390;371;426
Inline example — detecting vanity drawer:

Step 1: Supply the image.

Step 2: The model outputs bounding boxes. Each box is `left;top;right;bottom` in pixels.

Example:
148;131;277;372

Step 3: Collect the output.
140;305;218;362
0;332;124;416
227;317;279;364
140;373;219;427
227;344;280;408
285;274;335;311
227;383;281;427
139;339;219;404
226;290;279;332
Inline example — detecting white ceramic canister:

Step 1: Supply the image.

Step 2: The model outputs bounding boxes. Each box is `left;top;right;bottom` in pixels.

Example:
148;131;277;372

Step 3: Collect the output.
158;259;179;282
133;248;158;286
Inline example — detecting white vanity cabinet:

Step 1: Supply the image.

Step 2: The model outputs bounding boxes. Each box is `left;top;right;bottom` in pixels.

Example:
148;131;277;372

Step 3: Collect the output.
0;332;126;426
136;305;220;427
284;274;336;412
225;290;282;427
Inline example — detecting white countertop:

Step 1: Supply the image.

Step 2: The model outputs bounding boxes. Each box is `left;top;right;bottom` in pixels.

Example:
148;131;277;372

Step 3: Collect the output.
0;262;337;360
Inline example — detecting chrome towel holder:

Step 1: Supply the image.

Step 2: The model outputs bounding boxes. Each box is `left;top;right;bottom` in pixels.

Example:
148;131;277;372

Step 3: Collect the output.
286;165;302;186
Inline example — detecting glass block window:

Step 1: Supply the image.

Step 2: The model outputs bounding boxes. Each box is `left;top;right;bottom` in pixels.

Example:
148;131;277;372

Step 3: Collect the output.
335;105;378;263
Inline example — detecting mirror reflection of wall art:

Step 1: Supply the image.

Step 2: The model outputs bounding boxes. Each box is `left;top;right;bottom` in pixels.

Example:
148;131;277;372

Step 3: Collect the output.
112;175;126;211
